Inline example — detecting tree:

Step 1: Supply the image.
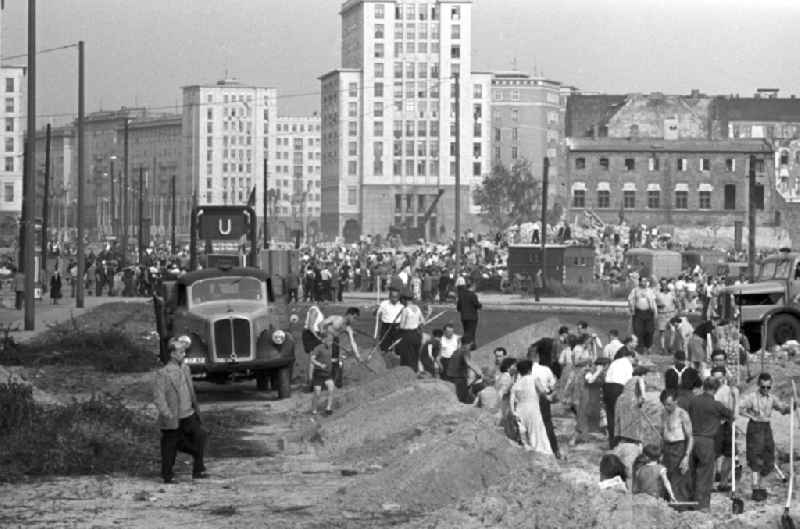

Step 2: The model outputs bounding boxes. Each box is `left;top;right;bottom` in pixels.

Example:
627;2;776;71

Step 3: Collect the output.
472;159;542;230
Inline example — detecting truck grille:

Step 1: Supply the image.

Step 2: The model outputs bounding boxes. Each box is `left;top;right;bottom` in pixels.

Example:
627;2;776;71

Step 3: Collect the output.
213;318;252;360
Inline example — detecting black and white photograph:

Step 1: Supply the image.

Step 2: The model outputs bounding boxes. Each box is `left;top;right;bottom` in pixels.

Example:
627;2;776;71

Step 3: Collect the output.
1;0;800;527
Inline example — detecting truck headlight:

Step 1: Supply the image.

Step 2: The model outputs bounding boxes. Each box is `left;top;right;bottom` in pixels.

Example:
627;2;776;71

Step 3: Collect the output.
272;329;286;345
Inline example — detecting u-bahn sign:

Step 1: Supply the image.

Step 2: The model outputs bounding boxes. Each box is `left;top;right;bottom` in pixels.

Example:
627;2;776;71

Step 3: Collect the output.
196;206;253;240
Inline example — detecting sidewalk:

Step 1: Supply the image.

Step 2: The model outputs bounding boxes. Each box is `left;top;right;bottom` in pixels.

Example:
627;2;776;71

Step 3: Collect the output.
0;296;147;342
342;291;628;313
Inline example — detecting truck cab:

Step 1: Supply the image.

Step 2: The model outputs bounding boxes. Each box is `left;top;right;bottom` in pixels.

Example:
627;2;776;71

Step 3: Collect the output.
154;266;294;397
718;249;800;350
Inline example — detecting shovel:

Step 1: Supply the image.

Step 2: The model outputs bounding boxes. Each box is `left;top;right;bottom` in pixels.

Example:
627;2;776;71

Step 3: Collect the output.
732;390;744;514
783;385;799;529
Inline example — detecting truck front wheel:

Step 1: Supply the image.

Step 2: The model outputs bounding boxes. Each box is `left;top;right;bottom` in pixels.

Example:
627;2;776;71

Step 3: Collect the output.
767;314;800;348
276;366;292;399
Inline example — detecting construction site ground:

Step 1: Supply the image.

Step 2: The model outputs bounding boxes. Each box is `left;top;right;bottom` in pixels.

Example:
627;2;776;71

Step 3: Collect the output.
1;300;799;528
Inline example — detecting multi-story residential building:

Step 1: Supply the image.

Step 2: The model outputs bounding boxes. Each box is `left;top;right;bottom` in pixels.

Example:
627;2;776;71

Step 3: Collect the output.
320;0;490;241
34;125;74;237
274;116;322;241
181;79;278;229
112;115;190;241
565;138;775;227
0;65;25;230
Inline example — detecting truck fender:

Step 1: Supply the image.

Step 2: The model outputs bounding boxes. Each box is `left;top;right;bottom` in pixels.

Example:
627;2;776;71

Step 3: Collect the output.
761;307;800;349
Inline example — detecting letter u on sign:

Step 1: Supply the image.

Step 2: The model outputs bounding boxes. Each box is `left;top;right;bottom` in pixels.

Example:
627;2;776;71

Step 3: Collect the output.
218;218;232;236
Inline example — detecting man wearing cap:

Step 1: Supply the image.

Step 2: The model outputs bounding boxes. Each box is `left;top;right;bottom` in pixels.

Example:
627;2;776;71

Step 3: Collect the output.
153;335;207;484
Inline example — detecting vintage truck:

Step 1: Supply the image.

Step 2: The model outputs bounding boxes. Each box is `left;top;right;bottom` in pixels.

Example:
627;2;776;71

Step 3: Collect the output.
717;249;800;350
153;266;294;397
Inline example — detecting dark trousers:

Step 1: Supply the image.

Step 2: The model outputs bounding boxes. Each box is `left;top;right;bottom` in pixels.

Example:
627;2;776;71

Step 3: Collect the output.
332;338;343;388
632;309;655;349
461;319;478;349
398;329;421;371
379;322;399;352
451;377;473;404
439;357;450;381
539;397;559;456
160;413;206;481
14;291;23;310
692;435;716;510
533;286;541;302
602;382;625;447
95;280;103;296
745;420;774;477
663;440;693;501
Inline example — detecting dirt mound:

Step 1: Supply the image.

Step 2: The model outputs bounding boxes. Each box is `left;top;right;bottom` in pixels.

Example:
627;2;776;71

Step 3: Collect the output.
471;316;564;367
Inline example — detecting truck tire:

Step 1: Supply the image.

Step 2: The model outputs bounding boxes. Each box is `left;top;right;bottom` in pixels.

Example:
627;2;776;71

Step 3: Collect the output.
767;314;800;348
255;370;270;391
276;366;292;399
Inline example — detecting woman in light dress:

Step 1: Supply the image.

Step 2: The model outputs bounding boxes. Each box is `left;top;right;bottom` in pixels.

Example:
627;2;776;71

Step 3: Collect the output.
510;359;553;455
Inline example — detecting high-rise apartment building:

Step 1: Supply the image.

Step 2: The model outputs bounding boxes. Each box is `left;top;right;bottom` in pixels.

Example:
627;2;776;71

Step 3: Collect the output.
320;0;489;241
274;116;322;241
182;79;277;222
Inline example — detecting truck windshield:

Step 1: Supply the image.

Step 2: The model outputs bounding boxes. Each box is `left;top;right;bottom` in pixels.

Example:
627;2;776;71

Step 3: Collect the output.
190;277;264;304
758;259;791;281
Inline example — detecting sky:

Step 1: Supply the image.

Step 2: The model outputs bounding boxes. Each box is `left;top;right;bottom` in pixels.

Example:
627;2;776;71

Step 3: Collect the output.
1;0;799;127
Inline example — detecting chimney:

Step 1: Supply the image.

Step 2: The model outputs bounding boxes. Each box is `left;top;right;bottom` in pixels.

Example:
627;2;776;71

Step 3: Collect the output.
690;89;701;98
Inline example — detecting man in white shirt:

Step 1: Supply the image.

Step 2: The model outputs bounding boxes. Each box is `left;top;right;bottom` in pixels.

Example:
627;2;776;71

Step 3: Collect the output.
374;287;403;353
528;344;560;458
438;323;460;379
603;329;624;359
603;348;635;448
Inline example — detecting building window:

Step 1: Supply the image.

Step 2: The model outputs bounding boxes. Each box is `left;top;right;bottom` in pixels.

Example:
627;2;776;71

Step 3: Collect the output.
4;138;12;152
473;162;481;176
4;157;12;172
374;3;384;18
574;157;586;170
677;158;687;171
348;83;358;97
375;43;384;58
701;158;711;171
374;121;384;136
450;45;460;59
375;24;384;39
781;150;790;166
699;190;711;209
374;82;384;97
754;183;765;210
347;186;357;205
451;24;461;39
599;157;609;170
5;78;13;93
647;190;660;209
4;118;12;132
597;190;610;208
375;63;384;78
3;183;12;202
724;184;736;210
648;157;660;171
473;142;481;158
407;160;415;176
511;109;519;122
511;147;518;160
726;158;736;172
473;84;482;99
348;161;357;176
675;190;688;209
348;122;358;137
206;177;212;189
348;141;357;156
417;160;426;176
623;190;636;208
750;158;765;174
573;189;586;208
624;158;635;171
393;160;402;176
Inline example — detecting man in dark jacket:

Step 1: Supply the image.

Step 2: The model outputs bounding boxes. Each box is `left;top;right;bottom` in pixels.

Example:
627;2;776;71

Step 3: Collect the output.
456;282;481;350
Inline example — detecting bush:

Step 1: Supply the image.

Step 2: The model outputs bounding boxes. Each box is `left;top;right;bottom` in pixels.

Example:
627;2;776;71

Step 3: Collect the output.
0;382;158;481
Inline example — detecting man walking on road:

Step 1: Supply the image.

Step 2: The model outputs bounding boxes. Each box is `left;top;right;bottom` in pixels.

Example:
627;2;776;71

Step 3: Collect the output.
153;335;208;484
627;276;657;354
457;281;481;350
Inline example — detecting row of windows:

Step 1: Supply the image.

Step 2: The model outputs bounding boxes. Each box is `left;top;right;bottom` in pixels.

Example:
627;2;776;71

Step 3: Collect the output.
375;22;459;41
570;184;764;210
573;156;765;173
375;3;460;21
275;137;321;147
274;165;321;175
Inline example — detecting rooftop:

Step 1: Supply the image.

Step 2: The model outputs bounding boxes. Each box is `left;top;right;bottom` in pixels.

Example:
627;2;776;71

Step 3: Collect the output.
715;96;800;123
567;138;773;153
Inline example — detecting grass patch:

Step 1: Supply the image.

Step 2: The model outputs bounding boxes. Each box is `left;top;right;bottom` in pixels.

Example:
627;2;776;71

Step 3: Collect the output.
0;302;159;373
0;380;158;482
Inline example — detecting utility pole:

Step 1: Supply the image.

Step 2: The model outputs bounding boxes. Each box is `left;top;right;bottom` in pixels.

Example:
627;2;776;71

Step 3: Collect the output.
76;40;85;308
263;157;269;250
109;156;116;237
41;123;50;276
138;166;144;264
540;157;550;289
453;74;461;275
748;154;757;283
21;0;36;329
170;174;176;255
121;118;129;266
